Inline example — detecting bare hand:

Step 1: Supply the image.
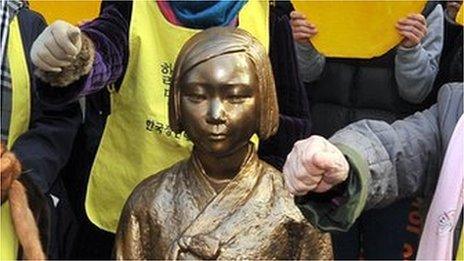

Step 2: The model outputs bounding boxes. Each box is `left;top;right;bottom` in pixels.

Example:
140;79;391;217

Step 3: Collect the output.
283;135;349;195
396;14;427;48
31;20;82;72
1;144;21;203
290;11;318;45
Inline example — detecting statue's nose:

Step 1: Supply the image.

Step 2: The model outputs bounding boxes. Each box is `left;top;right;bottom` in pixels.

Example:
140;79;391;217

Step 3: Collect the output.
206;98;226;124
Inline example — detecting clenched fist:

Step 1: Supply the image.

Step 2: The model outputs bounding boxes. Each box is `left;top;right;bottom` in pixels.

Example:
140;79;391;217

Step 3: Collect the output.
31;20;82;72
283;135;349;196
1;144;21;203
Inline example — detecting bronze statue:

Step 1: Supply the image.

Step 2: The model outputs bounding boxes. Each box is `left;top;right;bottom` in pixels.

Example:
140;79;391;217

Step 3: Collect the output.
114;27;332;260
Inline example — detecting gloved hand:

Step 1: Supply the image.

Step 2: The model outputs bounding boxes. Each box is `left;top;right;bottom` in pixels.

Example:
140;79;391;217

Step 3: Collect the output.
31;20;82;73
283;135;349;196
1;143;21;204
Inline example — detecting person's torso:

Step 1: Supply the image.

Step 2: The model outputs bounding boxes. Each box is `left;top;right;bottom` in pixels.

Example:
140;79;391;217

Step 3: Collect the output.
308;2;440;137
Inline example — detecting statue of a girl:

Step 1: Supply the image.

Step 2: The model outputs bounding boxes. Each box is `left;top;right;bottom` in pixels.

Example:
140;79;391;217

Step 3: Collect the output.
114;27;332;260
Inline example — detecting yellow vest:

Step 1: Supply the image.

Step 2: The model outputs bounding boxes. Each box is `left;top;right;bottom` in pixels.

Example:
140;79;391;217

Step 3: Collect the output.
0;16;31;261
457;229;463;260
85;0;269;232
457;5;464;26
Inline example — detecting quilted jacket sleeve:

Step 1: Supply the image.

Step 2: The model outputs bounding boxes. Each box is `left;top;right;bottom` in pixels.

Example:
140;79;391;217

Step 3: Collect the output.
330;82;463;210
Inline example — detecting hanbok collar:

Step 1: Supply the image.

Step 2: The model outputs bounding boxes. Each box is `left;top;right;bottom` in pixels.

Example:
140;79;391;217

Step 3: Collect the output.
189;143;258;194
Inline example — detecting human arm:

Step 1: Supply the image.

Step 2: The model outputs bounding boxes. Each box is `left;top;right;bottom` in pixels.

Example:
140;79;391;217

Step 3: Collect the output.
10;9;82;195
395;4;444;103
11;100;81;195
287;106;442;231
31;1;130;105
290;11;326;83
328;104;444;210
340;83;462;208
284;83;463;231
283;136;368;232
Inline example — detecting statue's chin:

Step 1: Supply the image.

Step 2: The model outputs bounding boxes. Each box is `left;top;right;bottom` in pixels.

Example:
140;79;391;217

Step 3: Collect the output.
194;141;249;159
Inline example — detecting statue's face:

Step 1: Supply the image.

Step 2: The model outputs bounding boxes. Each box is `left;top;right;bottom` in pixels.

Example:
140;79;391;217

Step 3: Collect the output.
180;53;258;157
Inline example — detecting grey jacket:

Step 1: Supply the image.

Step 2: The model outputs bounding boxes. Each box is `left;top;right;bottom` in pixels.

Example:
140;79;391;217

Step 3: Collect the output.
299;82;463;232
331;82;462;210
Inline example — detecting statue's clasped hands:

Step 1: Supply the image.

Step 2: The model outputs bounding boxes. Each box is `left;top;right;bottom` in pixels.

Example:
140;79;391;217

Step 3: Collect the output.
283;136;349;196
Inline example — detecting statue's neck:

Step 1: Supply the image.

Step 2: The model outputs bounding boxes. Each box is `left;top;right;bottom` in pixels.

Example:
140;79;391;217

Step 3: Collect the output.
193;144;251;181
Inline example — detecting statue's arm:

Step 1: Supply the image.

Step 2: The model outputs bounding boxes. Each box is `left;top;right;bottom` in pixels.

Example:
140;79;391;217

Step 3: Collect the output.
283;218;332;260
114;200;146;260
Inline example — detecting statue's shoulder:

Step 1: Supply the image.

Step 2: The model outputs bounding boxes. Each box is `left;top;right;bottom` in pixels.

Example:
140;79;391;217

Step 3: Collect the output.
257;160;294;199
258;160;311;221
126;160;189;208
258;160;285;184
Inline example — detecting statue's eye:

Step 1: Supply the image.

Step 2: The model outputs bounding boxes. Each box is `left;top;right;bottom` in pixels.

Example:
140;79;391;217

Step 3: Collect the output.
227;95;248;104
187;94;206;103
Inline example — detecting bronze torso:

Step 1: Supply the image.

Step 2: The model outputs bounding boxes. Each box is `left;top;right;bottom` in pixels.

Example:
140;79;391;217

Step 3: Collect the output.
115;148;332;260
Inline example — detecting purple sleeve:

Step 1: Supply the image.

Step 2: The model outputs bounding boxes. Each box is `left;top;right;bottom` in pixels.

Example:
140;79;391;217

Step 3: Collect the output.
79;3;129;96
36;3;130;105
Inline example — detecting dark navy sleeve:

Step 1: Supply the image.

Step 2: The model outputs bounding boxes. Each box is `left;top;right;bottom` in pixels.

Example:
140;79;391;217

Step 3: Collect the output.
12;8;82;194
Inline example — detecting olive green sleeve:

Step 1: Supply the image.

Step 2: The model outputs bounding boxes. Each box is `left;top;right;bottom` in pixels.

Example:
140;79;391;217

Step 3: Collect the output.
296;144;369;232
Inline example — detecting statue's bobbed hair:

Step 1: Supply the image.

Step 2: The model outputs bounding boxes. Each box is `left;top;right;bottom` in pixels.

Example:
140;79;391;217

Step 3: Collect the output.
168;27;279;140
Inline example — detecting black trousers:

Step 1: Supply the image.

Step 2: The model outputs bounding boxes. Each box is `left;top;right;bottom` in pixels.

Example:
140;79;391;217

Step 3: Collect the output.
61;125;114;260
331;198;421;260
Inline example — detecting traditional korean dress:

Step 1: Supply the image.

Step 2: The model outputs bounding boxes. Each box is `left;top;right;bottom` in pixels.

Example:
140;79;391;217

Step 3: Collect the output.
115;145;332;260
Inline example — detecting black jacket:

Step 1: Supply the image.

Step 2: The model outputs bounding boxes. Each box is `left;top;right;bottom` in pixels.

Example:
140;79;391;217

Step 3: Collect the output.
12;8;81;199
8;7;81;259
307;2;441;137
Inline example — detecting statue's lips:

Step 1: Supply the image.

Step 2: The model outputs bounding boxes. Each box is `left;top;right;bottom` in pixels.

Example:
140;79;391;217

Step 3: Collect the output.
208;133;227;141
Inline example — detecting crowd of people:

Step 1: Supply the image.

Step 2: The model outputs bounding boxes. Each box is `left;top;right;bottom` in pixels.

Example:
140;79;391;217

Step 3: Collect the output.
0;0;462;259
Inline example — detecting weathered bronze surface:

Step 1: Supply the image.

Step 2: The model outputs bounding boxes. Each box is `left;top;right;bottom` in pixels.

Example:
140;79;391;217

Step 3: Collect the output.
115;27;332;260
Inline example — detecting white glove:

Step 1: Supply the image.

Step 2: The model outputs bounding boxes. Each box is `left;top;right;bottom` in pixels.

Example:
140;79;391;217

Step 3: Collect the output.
31;20;82;72
283;135;349;195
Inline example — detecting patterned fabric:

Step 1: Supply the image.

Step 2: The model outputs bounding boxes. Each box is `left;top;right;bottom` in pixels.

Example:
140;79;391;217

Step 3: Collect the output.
0;0;23;143
0;0;9;65
417;115;464;260
1;55;12;142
